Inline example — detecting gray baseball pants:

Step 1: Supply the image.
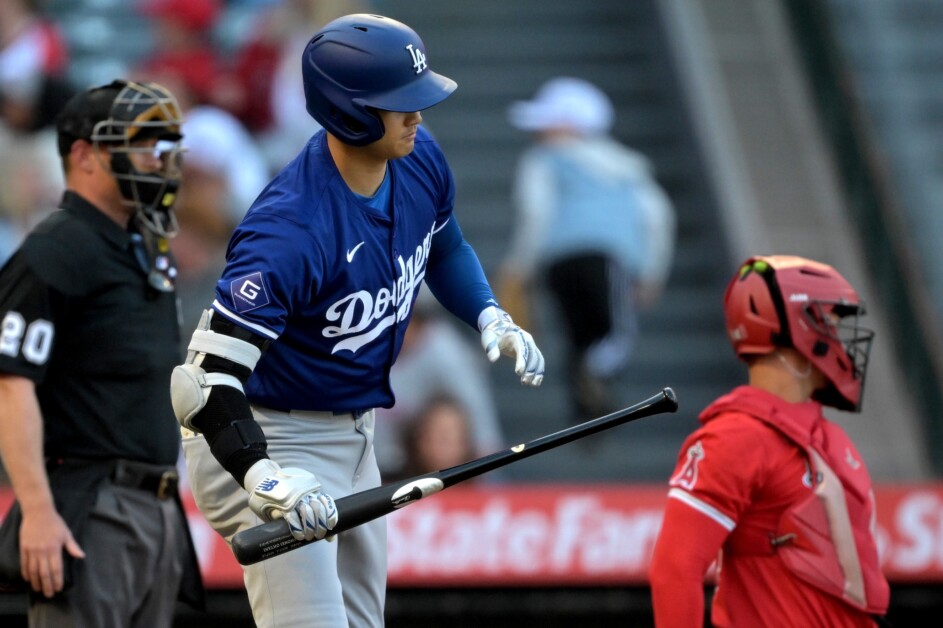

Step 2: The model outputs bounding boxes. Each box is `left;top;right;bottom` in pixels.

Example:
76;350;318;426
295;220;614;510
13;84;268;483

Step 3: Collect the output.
182;407;386;628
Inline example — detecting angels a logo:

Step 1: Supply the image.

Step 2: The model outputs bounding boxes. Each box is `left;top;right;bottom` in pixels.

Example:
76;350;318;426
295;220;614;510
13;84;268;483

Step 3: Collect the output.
405;44;427;74
670;440;704;491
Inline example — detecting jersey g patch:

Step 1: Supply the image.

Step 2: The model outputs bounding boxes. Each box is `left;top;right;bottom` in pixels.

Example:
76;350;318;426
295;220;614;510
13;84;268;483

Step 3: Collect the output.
230;272;270;314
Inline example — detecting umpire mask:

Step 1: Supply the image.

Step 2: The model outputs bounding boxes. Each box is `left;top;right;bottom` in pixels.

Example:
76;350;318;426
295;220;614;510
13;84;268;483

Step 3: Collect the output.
90;80;184;238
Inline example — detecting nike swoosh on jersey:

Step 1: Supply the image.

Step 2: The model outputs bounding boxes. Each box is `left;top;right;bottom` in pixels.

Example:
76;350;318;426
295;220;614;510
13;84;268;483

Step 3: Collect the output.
346;242;366;263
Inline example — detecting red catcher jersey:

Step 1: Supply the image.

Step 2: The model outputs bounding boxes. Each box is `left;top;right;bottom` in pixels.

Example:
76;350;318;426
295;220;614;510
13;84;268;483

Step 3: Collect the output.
661;386;878;627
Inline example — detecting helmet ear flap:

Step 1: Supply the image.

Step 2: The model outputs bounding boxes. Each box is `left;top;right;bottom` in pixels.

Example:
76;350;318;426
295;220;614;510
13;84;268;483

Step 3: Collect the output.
336;103;385;146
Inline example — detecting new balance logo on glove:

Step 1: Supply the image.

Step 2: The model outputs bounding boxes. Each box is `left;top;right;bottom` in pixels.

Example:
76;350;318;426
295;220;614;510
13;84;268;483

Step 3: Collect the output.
257;478;280;492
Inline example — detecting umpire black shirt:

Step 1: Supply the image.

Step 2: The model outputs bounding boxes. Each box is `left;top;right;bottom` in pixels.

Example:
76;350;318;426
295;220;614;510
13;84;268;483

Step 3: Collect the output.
0;191;182;465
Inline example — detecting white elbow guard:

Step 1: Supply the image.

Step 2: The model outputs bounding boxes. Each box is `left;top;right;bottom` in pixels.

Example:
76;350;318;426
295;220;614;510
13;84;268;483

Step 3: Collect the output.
170;309;263;430
171;364;244;430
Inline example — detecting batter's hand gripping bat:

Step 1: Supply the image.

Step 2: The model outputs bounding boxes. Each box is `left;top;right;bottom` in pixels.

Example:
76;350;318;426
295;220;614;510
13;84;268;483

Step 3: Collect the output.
231;387;678;565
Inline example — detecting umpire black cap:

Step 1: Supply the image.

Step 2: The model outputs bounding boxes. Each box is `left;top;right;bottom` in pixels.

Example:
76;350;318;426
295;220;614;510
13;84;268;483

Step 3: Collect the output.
55;79;183;157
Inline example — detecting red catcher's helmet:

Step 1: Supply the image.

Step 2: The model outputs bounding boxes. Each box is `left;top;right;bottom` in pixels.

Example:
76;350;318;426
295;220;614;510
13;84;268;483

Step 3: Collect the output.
723;255;874;412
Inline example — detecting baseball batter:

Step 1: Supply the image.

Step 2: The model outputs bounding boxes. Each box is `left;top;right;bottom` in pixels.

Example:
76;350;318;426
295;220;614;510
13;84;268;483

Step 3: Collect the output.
170;14;544;628
649;256;889;627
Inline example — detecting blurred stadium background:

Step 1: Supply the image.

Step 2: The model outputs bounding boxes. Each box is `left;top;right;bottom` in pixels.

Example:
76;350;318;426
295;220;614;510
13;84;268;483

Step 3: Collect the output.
2;0;943;625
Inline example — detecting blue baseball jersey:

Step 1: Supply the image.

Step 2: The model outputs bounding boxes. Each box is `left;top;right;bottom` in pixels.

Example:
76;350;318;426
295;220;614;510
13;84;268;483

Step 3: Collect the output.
212;126;494;412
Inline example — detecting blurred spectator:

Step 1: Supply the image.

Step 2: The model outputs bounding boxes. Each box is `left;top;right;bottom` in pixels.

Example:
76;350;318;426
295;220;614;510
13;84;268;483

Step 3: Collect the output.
375;287;505;479
398;395;477;480
228;0;294;134
0;0;73;134
0;124;63;263
170;153;233;349
163;70;270;224
0;220;17;265
498;77;676;422
0;0;71;260
231;0;374;170
135;0;241;113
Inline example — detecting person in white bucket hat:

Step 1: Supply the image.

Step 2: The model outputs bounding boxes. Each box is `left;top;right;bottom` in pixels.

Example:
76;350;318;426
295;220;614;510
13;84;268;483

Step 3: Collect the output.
498;76;677;421
507;77;615;135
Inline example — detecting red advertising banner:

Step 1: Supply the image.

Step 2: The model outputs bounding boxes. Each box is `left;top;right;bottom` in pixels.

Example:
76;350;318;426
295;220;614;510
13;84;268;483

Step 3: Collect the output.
871;485;943;583
385;485;667;587
3;483;943;588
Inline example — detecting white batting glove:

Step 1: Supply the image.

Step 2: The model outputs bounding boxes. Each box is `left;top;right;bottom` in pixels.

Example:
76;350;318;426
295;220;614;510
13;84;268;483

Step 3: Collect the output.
243;459;338;542
478;305;545;386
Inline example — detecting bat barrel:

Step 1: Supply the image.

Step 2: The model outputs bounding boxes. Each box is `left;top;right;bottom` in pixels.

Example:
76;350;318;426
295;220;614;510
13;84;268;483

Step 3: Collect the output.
230;387;678;566
437;386;677;486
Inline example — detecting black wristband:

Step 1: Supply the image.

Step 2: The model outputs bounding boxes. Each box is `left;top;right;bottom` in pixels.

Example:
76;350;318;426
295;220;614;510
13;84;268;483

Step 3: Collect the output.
208;420;269;486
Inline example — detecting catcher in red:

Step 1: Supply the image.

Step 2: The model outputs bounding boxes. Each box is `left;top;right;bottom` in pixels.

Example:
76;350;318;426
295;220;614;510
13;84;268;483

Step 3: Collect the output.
650;255;889;627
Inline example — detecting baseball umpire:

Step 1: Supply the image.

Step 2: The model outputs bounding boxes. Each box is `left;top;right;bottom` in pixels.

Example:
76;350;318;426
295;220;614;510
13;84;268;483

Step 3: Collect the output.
650;255;889;626
171;13;544;628
0;80;203;625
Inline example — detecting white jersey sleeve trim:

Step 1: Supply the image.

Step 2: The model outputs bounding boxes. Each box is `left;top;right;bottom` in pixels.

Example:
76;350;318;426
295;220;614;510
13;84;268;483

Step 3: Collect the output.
212;299;279;340
667;487;736;531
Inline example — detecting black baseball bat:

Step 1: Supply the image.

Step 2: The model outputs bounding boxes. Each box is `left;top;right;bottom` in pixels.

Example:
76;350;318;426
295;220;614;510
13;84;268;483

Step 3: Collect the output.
231;387;678;565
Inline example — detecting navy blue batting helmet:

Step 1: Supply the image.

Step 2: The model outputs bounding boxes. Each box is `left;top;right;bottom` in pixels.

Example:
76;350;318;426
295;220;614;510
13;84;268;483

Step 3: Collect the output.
302;14;457;146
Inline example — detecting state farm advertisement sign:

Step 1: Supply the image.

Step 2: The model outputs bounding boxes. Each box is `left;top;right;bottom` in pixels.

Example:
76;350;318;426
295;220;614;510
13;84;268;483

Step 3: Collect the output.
4;484;943;587
873;486;943;583
386;486;666;586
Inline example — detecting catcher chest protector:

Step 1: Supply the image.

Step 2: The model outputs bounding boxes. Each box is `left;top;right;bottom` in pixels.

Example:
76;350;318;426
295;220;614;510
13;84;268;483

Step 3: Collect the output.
720;395;890;614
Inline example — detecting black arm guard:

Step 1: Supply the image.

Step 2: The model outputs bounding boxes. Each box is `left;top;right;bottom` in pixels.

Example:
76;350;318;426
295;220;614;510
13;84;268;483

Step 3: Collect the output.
189;315;272;485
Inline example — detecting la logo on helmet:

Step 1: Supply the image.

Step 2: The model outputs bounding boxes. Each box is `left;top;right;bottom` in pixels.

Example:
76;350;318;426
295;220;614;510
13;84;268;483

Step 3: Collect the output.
406;44;427;74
